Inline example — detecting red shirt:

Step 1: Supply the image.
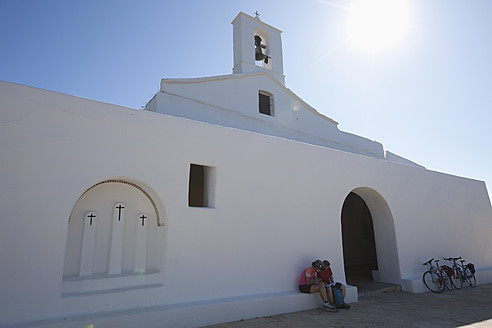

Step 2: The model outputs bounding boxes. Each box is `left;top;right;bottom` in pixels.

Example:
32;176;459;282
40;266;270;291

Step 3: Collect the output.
318;267;333;283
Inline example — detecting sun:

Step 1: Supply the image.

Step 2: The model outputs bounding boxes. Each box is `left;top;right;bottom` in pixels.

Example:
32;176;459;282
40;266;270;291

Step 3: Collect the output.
347;0;410;53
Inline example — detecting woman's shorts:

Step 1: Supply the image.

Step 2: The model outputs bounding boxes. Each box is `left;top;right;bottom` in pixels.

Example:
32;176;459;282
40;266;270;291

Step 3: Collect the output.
298;284;312;294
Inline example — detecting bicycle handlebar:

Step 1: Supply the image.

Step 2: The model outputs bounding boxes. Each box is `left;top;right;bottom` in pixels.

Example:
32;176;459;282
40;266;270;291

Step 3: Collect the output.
423;258;433;266
443;256;462;261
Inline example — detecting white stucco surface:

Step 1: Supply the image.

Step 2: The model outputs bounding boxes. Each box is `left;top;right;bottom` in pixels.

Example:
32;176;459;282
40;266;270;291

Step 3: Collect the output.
1;11;491;328
232;12;285;84
147;73;389;159
1;80;491;327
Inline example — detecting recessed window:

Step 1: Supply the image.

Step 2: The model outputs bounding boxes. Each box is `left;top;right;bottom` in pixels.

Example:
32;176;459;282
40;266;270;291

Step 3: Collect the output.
259;90;274;116
188;164;216;208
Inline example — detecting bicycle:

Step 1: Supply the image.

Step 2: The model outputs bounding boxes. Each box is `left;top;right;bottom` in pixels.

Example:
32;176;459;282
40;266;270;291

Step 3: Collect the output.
442;257;463;289
422;258;447;293
434;258;452;290
443;257;476;288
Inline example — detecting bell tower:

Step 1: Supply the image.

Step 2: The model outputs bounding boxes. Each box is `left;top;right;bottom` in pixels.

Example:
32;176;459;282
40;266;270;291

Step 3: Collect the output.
231;12;285;85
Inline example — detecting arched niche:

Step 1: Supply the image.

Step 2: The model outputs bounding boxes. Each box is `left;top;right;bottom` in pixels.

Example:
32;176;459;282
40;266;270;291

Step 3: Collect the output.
62;178;166;295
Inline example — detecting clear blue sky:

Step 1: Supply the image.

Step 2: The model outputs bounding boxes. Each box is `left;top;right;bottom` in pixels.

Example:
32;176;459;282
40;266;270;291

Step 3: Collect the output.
1;0;491;200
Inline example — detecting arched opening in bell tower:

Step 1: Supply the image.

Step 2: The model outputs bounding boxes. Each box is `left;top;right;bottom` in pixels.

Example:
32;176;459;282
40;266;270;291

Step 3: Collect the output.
254;29;271;70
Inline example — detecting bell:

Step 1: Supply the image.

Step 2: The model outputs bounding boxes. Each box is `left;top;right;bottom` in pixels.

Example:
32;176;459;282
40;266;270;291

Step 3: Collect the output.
255;48;269;63
254;35;270;64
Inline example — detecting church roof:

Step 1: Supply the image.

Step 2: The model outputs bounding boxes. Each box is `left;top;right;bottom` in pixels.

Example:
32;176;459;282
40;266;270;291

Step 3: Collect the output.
160;72;339;126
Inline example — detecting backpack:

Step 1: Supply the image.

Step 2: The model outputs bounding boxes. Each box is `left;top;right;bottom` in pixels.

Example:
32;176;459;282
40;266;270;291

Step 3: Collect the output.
467;263;476;274
332;287;344;308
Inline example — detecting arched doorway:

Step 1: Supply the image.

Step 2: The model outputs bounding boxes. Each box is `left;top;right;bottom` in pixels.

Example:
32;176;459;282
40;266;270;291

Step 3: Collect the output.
342;192;378;284
341;187;401;287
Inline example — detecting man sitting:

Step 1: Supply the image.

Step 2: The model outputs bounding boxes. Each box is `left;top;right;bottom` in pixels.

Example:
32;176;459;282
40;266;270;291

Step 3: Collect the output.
318;260;350;309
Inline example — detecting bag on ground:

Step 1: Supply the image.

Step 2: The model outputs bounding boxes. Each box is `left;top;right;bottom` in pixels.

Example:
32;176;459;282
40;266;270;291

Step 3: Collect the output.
332;287;344;308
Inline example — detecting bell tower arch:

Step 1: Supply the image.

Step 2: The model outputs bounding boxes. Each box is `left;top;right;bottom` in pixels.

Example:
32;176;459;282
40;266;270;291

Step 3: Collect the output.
231;12;285;84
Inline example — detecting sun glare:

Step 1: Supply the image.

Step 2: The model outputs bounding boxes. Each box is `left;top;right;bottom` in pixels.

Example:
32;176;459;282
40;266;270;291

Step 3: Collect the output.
347;0;410;53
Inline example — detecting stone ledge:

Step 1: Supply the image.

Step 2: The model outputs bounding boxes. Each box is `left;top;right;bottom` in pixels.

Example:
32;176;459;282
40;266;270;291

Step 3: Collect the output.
61;271;163;296
402;267;492;293
13;288;358;328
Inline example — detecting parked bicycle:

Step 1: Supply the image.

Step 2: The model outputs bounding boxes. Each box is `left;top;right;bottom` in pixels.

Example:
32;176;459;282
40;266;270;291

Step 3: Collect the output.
443;257;476;288
422;258;449;293
434;258;452;290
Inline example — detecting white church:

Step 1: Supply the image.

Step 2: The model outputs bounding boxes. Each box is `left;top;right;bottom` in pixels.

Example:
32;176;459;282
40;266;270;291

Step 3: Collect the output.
1;12;491;328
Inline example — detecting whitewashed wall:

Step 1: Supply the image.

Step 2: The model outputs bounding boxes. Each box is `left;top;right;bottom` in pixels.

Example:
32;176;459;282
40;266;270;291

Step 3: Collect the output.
148;73;386;159
1;81;491;327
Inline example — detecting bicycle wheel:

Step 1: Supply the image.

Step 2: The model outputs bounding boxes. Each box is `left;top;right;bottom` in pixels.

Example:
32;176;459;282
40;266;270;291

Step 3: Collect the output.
423;270;445;293
464;267;476;287
451;268;463;289
440;269;452;290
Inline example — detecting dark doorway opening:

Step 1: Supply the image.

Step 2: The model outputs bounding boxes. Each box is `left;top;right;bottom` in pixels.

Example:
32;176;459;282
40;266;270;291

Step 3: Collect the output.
342;192;378;286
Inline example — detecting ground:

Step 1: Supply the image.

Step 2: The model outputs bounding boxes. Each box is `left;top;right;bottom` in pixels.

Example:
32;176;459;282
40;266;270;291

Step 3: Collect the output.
208;284;492;328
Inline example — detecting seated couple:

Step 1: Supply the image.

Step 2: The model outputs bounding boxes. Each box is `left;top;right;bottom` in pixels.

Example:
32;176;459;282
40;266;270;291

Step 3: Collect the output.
298;259;350;311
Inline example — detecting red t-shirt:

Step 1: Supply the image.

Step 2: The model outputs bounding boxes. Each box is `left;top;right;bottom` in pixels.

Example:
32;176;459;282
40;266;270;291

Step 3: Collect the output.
318;267;333;283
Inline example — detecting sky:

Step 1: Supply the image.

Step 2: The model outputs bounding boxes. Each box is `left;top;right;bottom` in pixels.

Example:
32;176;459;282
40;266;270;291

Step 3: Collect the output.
1;0;491;200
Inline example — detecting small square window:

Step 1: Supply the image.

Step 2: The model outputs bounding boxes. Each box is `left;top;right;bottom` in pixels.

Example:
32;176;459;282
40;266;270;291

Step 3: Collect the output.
188;164;216;208
259;90;274;116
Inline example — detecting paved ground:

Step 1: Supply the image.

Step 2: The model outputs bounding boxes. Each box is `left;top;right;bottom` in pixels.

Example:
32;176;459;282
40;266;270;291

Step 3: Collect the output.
208;284;492;328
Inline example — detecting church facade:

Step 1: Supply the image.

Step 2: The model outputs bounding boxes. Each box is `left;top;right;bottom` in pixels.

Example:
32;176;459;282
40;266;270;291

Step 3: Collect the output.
1;12;491;328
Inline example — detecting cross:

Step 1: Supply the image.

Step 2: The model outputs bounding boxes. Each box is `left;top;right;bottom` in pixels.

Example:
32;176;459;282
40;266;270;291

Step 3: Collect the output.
87;213;96;226
139;214;147;227
116;204;125;221
254;11;260;18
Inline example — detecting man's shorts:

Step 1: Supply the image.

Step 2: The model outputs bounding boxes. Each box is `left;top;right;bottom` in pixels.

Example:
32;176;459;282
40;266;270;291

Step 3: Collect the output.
298;284;312;294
